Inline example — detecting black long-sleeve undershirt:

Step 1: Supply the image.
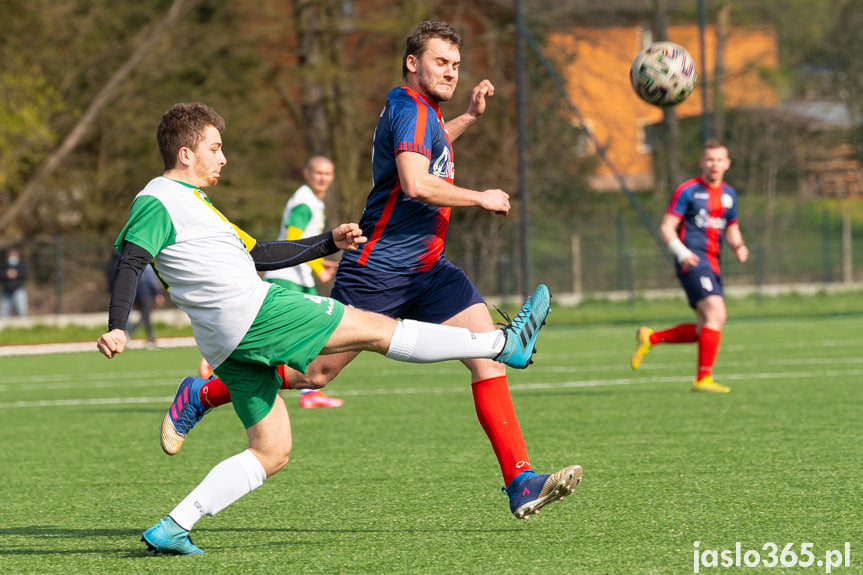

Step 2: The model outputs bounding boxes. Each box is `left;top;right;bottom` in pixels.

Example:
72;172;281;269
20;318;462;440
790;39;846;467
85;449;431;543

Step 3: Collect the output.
107;231;339;331
107;243;152;331
249;233;337;271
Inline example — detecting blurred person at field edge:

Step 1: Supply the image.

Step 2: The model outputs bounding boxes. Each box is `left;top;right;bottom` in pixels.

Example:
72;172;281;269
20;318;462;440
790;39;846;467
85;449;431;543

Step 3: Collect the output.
631;139;749;393
127;264;165;349
199;156;344;408
98;101;551;555
162;21;580;522
1;248;29;319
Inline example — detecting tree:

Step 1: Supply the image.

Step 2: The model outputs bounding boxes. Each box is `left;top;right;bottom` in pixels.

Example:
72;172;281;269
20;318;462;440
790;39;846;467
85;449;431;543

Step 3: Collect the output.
0;0;200;237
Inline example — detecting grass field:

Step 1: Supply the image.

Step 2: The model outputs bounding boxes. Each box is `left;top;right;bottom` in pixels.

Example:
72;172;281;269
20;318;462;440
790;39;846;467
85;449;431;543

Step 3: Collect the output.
1;312;861;574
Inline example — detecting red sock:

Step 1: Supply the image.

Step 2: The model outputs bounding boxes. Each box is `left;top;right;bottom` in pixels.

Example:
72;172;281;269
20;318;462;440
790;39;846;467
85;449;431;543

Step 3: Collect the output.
697;327;722;381
651;323;698;345
199;365;292;409
276;364;291;390
198;376;232;409
471;376;531;486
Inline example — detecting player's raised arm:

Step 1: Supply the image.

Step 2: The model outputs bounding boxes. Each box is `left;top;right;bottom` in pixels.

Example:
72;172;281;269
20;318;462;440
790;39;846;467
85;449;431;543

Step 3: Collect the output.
445;79;494;141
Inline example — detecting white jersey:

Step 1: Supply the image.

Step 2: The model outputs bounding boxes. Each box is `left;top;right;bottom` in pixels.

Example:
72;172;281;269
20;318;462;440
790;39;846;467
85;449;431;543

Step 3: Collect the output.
263;184;326;288
115;177;270;367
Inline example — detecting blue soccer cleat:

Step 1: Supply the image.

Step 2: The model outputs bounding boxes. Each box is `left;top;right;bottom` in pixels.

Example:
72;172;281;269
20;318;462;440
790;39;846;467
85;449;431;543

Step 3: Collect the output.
504;465;583;520
494;284;552;369
160;376;209;455
141;516;204;555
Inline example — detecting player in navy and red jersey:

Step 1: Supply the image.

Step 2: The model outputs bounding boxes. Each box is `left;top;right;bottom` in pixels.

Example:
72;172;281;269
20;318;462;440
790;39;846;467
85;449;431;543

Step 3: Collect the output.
631;139;749;392
345;84;455;274
161;21;581;521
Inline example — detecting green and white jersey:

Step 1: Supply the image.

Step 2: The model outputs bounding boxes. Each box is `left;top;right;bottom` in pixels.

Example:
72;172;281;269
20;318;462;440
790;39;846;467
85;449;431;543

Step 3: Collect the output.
263;184;326;288
115;176;270;367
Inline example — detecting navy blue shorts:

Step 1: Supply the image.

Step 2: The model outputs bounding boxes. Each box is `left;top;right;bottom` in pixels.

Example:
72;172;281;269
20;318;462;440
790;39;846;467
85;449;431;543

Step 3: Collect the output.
330;258;485;323
677;261;724;308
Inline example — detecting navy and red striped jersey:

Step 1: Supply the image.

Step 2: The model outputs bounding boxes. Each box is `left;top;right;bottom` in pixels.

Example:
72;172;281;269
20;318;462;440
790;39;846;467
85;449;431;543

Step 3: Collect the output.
666;176;739;274
342;86;454;274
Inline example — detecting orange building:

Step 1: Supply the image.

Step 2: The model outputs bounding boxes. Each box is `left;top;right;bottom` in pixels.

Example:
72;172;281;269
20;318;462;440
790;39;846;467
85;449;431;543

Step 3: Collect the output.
550;25;779;191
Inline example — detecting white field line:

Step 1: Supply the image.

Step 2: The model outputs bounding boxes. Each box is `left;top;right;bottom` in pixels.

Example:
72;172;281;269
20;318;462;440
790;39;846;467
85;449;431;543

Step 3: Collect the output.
0;337;197;357
1;365;862;409
1;353;858;390
1;336;859;359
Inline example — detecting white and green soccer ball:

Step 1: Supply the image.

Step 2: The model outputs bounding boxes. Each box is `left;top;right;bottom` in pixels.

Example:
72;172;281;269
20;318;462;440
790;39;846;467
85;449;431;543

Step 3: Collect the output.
629;41;697;107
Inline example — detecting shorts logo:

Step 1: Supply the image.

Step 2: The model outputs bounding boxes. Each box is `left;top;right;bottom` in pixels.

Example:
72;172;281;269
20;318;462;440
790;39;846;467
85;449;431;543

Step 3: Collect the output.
699;275;714;292
303;294;336;315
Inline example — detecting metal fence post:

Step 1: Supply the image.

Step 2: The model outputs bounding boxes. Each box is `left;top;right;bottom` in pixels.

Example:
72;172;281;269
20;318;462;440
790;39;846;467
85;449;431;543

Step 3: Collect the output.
823;209;833;284
54;235;63;315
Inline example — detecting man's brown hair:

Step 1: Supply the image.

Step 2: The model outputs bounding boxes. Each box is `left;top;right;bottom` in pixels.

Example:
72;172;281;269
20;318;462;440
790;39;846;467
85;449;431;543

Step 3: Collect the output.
156;103;225;170
402;21;463;79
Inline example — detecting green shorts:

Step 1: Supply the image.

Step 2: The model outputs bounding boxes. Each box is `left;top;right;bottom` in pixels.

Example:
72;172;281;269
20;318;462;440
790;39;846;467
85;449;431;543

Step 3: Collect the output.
212;284;344;428
265;277;317;295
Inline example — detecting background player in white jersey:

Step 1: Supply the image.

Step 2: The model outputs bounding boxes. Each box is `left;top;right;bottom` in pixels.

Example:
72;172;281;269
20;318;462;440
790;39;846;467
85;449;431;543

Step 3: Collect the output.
97;102;551;555
199;156;344;408
264;155;342;408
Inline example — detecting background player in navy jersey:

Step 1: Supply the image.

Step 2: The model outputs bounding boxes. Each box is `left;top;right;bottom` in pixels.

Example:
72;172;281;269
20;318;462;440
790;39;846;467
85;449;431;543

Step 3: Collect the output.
631;139;749;392
162;21;581;521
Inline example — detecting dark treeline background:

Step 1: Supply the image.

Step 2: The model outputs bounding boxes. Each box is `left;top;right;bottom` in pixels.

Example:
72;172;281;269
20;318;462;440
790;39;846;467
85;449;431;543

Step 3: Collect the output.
2;0;862;313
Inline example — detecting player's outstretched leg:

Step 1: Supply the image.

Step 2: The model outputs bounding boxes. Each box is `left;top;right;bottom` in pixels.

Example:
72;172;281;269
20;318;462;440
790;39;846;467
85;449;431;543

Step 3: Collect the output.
631;326;654;370
141;516;204;555
494;284;552;369
161;377;210;455
504;464;583;520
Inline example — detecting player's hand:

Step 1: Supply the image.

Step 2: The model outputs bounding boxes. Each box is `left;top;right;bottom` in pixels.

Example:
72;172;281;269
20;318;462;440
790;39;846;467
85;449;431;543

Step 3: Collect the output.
735;244;749;263
331;223;366;251
477;188;510;216
97;329;127;359
466;79;495;119
681;252;700;267
317;269;334;283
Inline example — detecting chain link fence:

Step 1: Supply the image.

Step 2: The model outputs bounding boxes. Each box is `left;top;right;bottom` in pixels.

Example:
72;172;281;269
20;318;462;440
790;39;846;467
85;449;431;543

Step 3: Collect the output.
6;203;861;319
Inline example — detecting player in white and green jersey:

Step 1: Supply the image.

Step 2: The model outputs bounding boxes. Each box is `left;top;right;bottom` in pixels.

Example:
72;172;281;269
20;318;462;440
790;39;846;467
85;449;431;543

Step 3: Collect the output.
263;156;334;295
262;155;344;408
96;102;552;555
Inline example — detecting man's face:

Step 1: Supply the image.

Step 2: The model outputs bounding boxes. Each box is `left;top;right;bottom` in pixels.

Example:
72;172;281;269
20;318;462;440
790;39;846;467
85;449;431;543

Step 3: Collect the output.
699;146;730;186
407;37;460;103
188;125;226;188
304;159;335;197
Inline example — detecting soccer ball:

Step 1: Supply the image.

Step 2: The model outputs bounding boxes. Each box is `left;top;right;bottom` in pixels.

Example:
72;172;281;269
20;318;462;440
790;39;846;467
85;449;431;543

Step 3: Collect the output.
629;41;697;107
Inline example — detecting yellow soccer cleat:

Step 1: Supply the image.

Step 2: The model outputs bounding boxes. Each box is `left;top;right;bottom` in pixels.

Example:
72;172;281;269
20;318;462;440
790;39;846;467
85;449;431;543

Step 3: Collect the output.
692;376;730;393
631;326;654;370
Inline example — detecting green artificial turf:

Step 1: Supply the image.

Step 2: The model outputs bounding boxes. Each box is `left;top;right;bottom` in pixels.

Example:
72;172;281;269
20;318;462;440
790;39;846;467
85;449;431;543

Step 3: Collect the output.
0;314;860;573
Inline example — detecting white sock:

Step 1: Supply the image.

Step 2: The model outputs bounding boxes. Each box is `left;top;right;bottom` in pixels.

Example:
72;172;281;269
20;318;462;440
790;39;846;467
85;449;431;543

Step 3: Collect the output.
169;449;266;530
385;319;506;363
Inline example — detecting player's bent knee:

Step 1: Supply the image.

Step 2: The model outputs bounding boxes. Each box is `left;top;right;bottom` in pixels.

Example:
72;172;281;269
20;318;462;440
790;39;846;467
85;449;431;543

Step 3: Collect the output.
253;446;291;477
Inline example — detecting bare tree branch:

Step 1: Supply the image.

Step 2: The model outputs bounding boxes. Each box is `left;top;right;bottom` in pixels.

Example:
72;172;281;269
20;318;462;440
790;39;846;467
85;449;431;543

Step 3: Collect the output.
0;0;199;233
